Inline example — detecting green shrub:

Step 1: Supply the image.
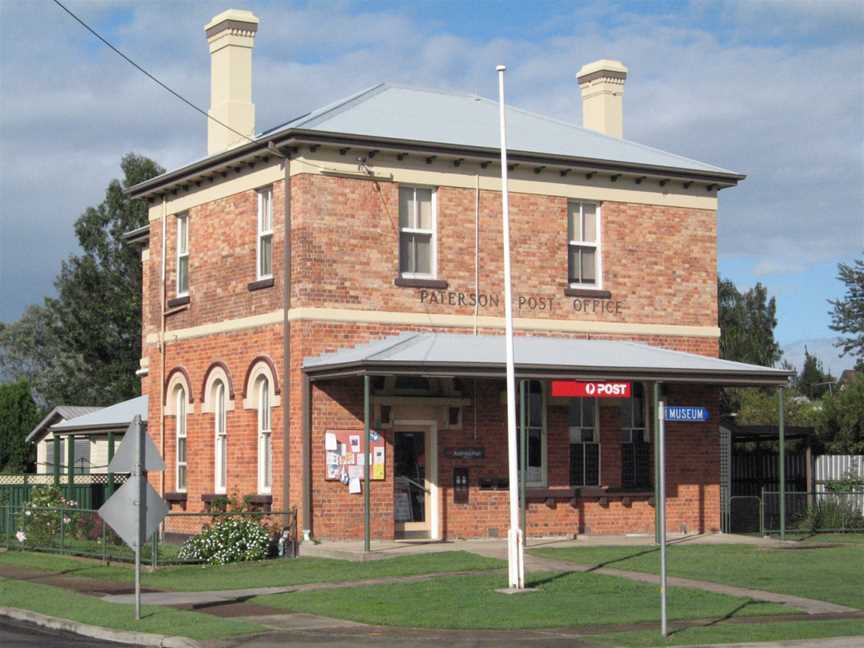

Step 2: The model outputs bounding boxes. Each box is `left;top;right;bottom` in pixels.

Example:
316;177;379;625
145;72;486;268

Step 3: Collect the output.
177;517;274;565
795;495;864;533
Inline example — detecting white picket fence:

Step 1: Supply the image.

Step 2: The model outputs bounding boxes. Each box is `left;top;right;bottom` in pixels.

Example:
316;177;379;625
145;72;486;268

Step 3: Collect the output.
815;455;864;513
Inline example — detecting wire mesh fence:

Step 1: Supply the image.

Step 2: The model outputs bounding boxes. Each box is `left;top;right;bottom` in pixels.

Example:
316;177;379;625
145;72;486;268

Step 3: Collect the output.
2;505;297;567
762;490;864;534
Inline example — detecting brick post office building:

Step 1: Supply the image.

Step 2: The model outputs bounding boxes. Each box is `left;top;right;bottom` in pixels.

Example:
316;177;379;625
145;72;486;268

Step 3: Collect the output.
127;9;789;542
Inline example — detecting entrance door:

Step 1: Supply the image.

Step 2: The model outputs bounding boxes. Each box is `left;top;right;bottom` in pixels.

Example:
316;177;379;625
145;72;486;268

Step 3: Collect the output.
394;430;430;538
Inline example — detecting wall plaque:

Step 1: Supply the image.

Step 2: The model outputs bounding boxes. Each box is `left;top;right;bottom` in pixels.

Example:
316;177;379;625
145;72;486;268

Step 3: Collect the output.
444;447;485;460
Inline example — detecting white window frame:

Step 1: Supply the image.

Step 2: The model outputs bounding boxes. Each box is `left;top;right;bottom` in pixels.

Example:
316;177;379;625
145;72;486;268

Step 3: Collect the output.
567;201;602;290
620;382;649;444
214;381;228;494
569;397;601;487
256;187;273;280
257;377;272;495
518;380;548;488
176;213;189;297
176;386;188;492
398;185;437;279
620;382;651;487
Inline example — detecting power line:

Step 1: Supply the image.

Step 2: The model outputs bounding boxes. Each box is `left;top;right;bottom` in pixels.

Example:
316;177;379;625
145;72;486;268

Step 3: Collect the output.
51;0;260;148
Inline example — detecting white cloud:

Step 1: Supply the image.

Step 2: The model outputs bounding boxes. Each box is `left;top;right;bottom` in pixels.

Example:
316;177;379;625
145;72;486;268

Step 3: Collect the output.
1;0;862;322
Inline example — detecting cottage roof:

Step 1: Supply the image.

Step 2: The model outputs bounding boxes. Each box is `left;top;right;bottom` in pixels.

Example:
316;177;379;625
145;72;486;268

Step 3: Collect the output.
50;395;148;434
303;333;791;386
27;405;103;444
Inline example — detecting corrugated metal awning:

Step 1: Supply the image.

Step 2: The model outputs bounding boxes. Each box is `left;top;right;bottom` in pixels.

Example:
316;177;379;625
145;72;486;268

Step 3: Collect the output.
303;333;792;386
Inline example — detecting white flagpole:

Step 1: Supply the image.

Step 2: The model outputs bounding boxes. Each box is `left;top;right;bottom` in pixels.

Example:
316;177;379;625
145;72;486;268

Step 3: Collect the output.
497;64;524;590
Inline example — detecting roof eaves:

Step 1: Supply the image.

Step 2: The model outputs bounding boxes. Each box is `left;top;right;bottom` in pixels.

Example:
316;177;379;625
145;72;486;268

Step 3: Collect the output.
121;224;150;245
126;125;745;201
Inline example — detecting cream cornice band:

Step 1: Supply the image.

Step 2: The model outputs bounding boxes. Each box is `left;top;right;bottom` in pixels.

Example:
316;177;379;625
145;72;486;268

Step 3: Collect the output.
149;150;718;221
144;307;720;345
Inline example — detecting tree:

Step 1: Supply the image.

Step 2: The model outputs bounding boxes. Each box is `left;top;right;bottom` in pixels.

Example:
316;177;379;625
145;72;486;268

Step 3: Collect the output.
735;386;820;428
0;380;40;472
829;256;864;366
796;347;835;399
817;374;864;454
0;154;163;407
718;277;783;416
718;277;782;367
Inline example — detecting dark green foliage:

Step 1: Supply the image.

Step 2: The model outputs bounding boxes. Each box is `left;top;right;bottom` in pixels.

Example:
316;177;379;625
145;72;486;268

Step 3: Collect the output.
796;347;834;399
0;379;40;471
718;277;783;415
817;374;864;454
718;277;781;367
0;154;163;407
829;256;864;365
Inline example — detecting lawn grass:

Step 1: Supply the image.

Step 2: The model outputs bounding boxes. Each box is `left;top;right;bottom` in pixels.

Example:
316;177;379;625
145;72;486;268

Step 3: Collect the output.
252;570;794;630
593;619;864;646
0;577;263;640
0;549;503;591
531;542;864;609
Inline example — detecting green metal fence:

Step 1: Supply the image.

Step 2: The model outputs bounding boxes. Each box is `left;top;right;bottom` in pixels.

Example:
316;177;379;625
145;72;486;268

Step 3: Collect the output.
2;505;297;567
0;474;127;535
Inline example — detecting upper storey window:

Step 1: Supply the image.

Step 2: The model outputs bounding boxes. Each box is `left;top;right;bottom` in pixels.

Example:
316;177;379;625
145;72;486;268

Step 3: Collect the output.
176;213;189;296
568;201;601;288
257;187;273;280
399;186;436;278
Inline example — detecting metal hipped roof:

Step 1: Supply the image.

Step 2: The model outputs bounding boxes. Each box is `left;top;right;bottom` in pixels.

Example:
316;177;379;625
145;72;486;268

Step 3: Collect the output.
126;83;744;199
266;83;738;176
50;396;148;434
303;333;792;386
27;405;103;444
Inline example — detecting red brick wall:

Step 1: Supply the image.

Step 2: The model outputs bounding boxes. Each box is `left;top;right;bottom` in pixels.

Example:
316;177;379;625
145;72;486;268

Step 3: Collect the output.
292;174;717;327
305;364;721;539
139;167;722;539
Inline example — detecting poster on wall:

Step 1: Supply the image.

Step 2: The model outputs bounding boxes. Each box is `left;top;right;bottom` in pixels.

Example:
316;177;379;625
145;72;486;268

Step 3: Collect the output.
324;429;386;482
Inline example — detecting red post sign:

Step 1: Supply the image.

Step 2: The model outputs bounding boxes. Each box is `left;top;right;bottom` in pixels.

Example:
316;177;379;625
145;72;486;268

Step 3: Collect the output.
550;380;632;398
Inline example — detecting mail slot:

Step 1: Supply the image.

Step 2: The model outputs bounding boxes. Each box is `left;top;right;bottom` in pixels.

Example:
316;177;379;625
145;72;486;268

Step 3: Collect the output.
454;467;469;504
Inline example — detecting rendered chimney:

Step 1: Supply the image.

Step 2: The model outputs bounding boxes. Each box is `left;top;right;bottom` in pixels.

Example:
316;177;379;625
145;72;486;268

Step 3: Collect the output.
576;59;628;139
204;9;259;156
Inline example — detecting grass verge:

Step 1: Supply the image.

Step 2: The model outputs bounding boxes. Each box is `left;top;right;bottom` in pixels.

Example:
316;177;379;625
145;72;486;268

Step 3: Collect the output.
531;543;864;609
0;549;503;591
252;570;794;630
592;618;864;646
0;577;262;640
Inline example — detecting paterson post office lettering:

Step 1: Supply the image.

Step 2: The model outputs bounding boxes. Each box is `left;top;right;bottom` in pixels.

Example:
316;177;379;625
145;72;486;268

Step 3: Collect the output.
418;290;623;315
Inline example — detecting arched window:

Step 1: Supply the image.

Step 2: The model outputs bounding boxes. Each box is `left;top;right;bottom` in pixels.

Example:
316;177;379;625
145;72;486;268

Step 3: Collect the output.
214;381;227;494
176;385;188;492
257;376;272;494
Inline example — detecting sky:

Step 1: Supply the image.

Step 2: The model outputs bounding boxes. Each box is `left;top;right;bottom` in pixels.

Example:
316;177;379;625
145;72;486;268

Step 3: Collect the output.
0;0;861;374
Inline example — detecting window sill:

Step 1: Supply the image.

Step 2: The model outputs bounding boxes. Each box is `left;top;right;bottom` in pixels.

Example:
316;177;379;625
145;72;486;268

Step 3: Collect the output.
248;277;275;291
565;288;612;299
167;295;190;309
394;277;449;290
164;491;187;503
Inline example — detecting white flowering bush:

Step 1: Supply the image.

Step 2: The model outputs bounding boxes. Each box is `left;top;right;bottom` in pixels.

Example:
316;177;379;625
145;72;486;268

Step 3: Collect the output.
16;486;79;547
177;517;273;565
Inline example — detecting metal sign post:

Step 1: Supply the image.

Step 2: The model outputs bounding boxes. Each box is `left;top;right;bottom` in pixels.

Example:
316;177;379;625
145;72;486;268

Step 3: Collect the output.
98;416;167;621
134;418;145;620
658;400;668;637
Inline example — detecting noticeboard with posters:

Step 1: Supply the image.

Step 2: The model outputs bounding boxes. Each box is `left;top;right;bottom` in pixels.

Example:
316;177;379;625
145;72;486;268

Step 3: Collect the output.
325;428;386;482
